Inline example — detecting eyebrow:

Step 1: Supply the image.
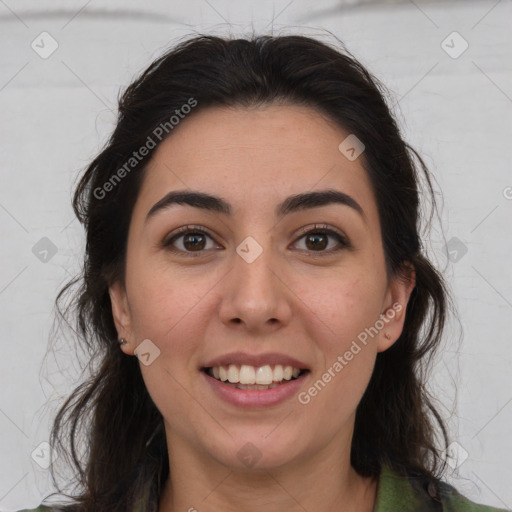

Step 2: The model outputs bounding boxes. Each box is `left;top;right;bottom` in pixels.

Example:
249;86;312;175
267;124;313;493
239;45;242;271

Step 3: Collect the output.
145;188;365;224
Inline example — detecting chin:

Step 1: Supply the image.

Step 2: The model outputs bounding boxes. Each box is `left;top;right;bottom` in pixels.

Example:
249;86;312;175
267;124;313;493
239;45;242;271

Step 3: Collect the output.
204;431;307;472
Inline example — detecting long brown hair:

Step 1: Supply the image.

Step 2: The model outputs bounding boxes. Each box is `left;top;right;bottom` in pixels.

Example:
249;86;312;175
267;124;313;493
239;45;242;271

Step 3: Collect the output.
43;32;454;511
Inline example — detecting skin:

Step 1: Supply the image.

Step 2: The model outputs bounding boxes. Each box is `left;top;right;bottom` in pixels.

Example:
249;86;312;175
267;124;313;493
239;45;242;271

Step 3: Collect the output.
109;104;415;512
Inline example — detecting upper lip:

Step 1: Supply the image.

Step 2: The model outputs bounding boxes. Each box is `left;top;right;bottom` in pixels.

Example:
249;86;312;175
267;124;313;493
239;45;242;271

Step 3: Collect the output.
202;352;310;370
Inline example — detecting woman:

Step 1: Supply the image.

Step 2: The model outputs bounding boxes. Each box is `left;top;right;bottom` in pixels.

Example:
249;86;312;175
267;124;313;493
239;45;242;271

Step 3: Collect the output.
17;33;508;512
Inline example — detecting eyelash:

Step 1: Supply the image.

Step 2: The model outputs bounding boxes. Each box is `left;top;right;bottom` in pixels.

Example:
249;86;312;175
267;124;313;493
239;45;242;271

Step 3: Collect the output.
161;224;350;257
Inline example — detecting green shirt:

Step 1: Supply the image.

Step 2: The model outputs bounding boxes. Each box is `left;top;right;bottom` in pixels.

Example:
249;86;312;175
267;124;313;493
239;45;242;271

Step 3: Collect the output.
15;464;509;511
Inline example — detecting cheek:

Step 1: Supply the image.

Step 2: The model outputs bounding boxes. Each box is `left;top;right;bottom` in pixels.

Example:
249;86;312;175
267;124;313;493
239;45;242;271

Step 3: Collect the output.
296;275;381;423
125;255;220;353
125;263;215;422
299;272;385;349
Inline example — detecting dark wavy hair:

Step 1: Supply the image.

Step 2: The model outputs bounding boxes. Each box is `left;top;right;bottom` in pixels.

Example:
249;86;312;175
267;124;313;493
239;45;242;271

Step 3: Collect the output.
42;32;456;511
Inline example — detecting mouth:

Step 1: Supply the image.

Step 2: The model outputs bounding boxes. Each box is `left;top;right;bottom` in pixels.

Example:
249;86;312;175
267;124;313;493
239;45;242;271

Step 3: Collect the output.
202;364;310;390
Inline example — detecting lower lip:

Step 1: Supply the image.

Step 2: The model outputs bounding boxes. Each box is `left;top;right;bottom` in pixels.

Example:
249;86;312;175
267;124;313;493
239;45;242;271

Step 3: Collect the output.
201;371;308;408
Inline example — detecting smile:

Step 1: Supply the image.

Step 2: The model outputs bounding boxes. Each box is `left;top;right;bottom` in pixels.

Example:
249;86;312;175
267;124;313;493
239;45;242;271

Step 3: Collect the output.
204;364;307;390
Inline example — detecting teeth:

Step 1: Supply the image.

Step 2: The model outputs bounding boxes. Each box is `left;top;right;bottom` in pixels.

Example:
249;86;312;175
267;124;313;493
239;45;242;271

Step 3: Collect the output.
208;364;304;385
273;364;283;381
239;365;256;384
255;365;273;385
227;365;239;383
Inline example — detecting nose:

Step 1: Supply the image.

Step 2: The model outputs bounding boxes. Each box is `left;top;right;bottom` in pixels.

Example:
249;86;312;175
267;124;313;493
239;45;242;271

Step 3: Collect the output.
218;239;293;334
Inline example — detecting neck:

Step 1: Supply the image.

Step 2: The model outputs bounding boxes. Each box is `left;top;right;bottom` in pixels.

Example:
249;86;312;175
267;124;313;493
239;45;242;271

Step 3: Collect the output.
158;434;378;512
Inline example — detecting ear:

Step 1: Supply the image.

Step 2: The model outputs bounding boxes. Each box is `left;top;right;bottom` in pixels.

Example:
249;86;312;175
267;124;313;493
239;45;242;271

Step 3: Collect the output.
109;280;136;355
377;262;416;353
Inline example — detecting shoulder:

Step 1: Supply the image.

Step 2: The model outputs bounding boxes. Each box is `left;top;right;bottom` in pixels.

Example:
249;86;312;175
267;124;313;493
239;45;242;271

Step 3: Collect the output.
13;508;54;512
376;464;510;512
435;479;509;512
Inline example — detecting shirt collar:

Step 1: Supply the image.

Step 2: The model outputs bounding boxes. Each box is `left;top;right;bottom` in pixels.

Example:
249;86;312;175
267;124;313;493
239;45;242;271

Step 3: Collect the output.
374;464;438;512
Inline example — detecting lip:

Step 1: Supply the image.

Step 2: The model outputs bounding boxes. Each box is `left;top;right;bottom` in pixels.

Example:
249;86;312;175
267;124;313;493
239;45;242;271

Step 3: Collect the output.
201;370;309;408
202;352;309;370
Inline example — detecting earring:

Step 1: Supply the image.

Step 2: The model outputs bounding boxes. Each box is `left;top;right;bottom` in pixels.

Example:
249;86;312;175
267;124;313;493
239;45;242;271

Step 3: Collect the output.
384;333;391;340
118;338;128;345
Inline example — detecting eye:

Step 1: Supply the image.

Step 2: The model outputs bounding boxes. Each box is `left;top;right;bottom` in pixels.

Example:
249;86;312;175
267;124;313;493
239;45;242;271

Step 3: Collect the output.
162;225;221;256
292;224;350;253
162;223;350;256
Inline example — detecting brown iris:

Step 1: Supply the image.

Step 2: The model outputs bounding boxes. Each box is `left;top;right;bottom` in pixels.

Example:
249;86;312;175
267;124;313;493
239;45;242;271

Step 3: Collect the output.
305;232;328;251
183;233;206;251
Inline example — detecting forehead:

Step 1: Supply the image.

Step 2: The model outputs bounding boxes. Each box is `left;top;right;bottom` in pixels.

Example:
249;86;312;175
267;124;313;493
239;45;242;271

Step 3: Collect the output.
134;104;379;223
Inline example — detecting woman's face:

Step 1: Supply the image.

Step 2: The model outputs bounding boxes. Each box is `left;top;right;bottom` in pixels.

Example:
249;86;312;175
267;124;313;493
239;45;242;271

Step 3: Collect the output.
109;104;414;472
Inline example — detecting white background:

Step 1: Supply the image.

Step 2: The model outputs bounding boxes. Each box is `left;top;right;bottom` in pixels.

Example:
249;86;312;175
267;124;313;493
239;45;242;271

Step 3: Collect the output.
0;0;511;510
